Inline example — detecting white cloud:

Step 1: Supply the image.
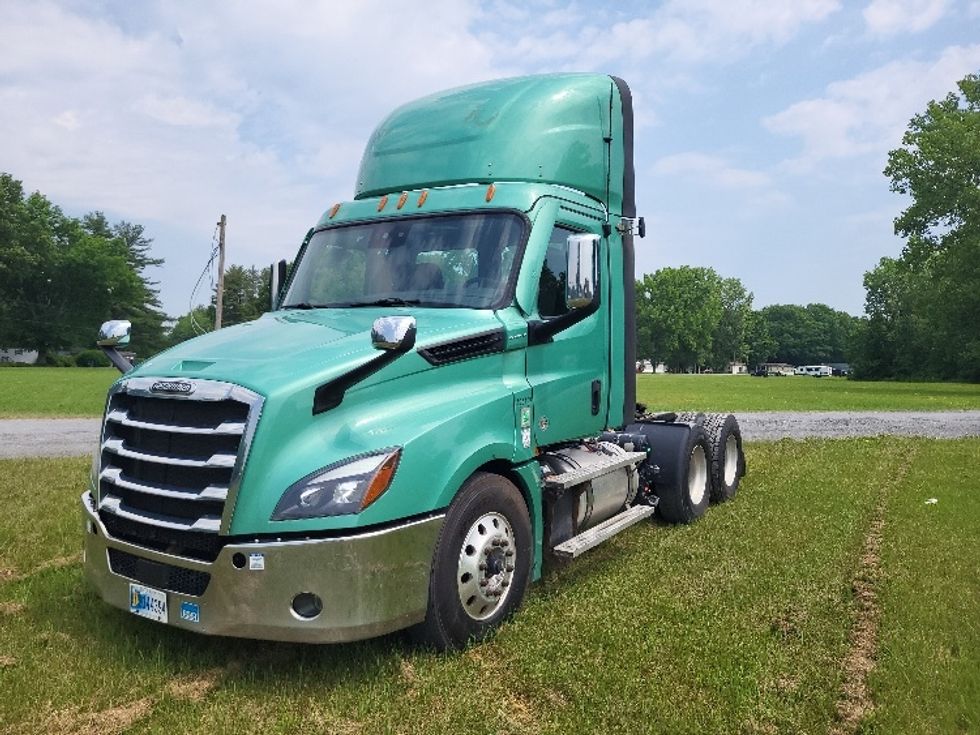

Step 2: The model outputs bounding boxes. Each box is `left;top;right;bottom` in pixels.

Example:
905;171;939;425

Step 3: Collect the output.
0;0;505;315
764;44;980;167
863;0;949;36
653;153;771;189
651;152;790;214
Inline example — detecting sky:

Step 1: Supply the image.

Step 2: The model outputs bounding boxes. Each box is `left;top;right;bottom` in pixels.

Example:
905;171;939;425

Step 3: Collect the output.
2;0;978;320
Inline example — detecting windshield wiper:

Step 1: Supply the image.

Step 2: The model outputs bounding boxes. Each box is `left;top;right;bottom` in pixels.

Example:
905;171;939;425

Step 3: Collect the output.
280;302;328;310
347;298;424;307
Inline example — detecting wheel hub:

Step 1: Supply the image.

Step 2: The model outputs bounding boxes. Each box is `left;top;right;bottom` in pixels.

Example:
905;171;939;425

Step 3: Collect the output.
457;512;516;621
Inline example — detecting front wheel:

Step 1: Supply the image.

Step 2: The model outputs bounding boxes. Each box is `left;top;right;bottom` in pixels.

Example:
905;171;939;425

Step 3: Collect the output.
410;472;532;651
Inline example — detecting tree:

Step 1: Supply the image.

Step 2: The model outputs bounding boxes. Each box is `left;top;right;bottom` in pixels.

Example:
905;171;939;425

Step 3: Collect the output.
218;265;267;327
0;174;154;359
635;267;723;372
854;72;980;380
167;305;215;346
82;213;167;357
754;303;858;366
711;277;753;369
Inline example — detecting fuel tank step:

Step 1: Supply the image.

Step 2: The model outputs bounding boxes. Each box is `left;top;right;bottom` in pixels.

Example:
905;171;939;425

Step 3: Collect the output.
552;501;658;559
542;451;647;492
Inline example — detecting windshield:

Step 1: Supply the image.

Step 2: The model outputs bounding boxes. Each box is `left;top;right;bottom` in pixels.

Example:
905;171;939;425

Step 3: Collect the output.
281;212;527;310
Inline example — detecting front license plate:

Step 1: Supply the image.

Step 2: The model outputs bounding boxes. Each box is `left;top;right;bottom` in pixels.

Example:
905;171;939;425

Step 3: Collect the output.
129;583;167;623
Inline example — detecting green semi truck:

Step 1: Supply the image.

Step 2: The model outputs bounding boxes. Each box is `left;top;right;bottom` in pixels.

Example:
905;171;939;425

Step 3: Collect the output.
84;73;745;650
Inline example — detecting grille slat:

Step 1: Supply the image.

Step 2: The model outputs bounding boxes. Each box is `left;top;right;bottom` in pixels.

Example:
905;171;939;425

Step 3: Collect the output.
97;379;261;563
106;408;246;435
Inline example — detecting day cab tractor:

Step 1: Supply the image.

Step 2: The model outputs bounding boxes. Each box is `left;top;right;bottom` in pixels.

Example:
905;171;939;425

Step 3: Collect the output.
85;73;746;650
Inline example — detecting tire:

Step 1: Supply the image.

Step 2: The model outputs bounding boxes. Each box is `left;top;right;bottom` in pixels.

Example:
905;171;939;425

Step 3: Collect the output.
409;472;532;651
623;421;710;524
701;413;746;503
673;411;706;425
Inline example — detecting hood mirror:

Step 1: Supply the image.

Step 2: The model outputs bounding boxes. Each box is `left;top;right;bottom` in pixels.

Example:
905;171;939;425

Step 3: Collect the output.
97;320;132;347
96;320;134;373
371;316;417;352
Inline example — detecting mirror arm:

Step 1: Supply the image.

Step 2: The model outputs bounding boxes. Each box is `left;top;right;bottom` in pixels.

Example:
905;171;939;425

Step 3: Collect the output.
100;345;133;374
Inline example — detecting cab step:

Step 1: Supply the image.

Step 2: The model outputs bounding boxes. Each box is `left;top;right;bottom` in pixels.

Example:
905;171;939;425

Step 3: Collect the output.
543;451;647;492
552;501;658;559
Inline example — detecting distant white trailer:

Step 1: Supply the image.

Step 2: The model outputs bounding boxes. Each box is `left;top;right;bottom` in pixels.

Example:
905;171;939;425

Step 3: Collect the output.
797;364;833;377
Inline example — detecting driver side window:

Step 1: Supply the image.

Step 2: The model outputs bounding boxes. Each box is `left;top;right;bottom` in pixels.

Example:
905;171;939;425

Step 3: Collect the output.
538;226;575;318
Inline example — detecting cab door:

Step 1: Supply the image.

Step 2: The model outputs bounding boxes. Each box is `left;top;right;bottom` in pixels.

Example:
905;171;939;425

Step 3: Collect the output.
525;206;610;446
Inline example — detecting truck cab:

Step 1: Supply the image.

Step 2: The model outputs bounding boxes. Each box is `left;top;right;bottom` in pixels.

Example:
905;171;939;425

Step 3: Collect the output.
83;74;744;650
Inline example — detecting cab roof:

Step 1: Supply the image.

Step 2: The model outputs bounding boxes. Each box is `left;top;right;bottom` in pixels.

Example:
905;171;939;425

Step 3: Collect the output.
354;73;633;217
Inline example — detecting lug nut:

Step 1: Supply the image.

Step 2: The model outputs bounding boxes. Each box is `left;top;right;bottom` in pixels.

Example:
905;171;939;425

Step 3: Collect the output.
506;564;515;572
501;580;510;588
478;562;487;571
504;550;514;557
479;579;489;587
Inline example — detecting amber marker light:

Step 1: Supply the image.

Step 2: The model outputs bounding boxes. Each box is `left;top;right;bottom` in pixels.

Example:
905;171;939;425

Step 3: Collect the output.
417;189;429;207
486;183;496;202
396;191;409;209
360;449;401;510
328;203;341;219
377;195;389;211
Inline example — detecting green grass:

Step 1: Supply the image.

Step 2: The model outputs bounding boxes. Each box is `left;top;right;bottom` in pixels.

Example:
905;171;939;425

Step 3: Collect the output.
0;368;117;418
1;369;977;420
637;374;980;412
2;440;977;733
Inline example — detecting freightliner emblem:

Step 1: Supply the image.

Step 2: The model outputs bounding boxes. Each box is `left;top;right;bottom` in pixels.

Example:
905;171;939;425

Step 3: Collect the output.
150;380;194;395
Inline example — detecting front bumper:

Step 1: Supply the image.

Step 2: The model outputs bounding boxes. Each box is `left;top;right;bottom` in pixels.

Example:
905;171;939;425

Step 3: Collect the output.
81;492;444;643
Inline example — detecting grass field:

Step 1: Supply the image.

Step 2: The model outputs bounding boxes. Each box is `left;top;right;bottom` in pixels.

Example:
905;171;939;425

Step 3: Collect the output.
0;368;116;418
1;368;979;419
637;373;980;412
1;439;976;734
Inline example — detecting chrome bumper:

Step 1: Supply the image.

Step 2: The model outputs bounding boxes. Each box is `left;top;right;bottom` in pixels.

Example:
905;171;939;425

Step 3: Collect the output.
81;492;444;643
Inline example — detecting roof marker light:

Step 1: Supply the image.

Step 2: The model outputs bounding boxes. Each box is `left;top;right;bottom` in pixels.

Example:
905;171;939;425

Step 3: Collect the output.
396;191;409;209
486;183;496;202
328;203;341;219
377;195;389;212
417;189;429;207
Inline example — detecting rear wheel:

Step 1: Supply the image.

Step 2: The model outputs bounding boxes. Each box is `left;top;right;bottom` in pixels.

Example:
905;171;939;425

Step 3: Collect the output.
410;472;532;651
701;413;745;503
652;425;711;524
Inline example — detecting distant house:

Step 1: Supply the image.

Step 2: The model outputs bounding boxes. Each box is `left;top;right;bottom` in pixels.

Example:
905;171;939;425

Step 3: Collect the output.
729;361;748;375
0;348;39;365
636;360;667;374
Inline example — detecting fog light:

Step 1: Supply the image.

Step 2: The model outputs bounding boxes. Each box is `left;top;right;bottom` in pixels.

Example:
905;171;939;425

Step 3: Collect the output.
232;553;246;569
291;592;323;620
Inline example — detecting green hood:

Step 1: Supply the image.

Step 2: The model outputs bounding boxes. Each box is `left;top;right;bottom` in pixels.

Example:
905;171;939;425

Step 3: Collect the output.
132;307;506;401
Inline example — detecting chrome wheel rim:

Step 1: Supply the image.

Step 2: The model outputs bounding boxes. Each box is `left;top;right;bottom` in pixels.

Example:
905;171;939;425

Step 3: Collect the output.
688;444;708;506
457;512;516;621
723;434;739;486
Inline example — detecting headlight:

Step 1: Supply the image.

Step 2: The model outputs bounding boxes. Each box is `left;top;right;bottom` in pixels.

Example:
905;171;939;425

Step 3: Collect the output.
271;449;401;520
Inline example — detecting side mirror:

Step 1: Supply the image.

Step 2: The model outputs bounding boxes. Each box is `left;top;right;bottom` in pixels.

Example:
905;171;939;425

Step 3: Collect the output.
371;316;417;352
97;320;131;347
270;259;288;310
565;234;599;310
97;320;134;373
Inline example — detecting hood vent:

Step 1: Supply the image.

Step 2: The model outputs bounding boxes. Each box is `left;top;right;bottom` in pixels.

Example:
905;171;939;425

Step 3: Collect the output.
419;329;505;366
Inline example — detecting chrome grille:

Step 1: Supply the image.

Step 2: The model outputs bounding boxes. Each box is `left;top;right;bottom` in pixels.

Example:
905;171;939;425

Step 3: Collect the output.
97;377;262;561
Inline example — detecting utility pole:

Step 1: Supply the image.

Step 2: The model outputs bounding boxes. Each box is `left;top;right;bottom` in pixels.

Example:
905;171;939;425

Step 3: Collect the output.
215;214;226;330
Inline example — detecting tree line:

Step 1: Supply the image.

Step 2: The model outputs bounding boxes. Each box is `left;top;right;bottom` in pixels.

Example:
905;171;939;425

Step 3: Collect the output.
635;267;859;372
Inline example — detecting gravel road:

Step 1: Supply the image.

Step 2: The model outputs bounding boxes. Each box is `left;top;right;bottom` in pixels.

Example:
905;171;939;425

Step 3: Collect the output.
1;412;978;459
